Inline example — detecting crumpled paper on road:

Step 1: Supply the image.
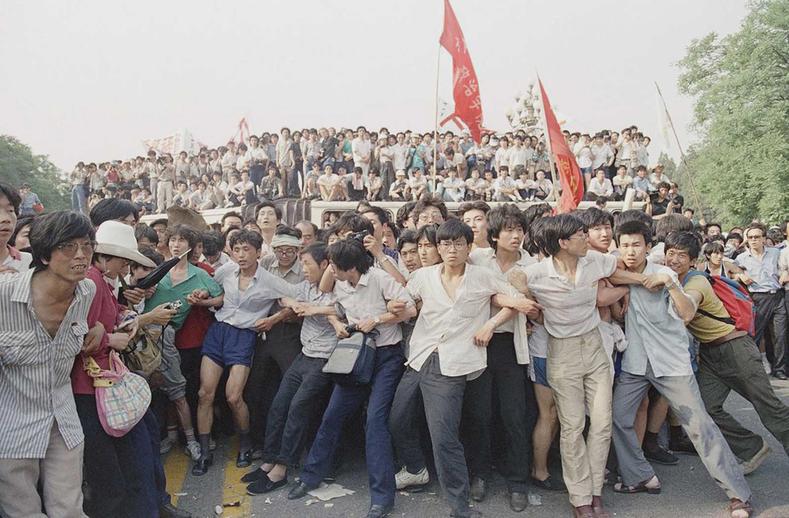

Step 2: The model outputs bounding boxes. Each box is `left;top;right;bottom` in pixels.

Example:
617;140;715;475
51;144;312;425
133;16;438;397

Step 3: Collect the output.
307;483;356;501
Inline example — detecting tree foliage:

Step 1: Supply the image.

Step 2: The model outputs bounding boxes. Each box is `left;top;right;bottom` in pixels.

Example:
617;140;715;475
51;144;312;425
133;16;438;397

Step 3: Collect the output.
0;135;70;211
677;0;789;226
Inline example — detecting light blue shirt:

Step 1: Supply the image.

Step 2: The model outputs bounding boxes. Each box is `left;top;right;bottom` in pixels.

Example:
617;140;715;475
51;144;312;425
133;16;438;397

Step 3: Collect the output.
735;247;782;293
632;176;652;193
623;262;693;378
213;262;294;329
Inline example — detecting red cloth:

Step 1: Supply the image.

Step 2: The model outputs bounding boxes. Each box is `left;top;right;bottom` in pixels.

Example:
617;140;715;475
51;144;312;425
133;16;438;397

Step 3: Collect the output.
71;266;122;395
439;0;484;144
174;262;216;350
539;79;585;213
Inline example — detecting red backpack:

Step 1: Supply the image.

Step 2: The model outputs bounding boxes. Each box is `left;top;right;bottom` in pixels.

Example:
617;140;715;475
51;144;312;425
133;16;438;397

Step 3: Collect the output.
682;270;756;336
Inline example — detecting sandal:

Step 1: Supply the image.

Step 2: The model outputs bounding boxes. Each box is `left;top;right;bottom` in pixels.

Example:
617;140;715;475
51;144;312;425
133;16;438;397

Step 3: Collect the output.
729;499;752;518
613;475;661;494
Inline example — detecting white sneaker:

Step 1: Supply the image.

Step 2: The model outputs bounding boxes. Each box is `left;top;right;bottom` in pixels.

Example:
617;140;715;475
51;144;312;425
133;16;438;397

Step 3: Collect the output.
185;440;202;461
761;353;772;375
739;440;771;475
159;437;176;455
395;466;429;490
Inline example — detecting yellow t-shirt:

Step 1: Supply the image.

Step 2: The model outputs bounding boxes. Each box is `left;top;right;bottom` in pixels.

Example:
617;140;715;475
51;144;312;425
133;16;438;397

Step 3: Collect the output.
683;274;735;343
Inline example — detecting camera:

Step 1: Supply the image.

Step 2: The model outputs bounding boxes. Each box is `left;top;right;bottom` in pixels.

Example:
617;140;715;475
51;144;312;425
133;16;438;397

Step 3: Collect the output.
165;300;183;311
345;323;359;334
347;230;369;242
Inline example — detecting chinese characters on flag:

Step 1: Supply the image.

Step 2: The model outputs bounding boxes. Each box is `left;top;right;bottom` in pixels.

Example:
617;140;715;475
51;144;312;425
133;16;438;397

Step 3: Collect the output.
439;0;484;143
538;79;584;213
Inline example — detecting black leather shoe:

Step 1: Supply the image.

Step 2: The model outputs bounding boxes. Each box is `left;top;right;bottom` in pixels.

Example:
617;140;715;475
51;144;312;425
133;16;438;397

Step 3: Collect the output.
643;444;678;465
236;450;252;468
669;436;698;455
509;491;528;512
191;455;213;476
247;474;288;495
288;481;313;500
531;475;566;491
773;371;788;381
241;467;267;483
159;502;192;518
470;476;487;502
366;503;393;518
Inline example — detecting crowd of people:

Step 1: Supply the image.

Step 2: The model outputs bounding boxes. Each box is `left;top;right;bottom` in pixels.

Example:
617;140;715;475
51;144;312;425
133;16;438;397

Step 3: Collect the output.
67;125;685;216
2;175;788;518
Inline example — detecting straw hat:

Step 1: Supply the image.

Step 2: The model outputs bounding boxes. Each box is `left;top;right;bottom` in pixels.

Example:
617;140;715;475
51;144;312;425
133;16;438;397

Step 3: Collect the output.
94;221;156;267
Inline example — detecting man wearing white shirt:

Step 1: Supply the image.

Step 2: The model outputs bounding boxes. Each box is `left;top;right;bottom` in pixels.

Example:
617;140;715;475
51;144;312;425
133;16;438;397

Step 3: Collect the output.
440;168;465;202
391;133;409;172
591;134;614;173
507;136;531;178
352;128;373;181
494;138;510;173
389;219;538;518
586;168;614;200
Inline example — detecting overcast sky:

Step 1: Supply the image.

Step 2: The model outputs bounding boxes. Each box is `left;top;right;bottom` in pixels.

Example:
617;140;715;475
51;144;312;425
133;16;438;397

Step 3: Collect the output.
1;0;748;171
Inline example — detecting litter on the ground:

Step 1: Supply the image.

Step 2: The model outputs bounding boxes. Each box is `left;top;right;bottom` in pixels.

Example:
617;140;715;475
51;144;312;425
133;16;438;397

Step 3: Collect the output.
308;482;356;501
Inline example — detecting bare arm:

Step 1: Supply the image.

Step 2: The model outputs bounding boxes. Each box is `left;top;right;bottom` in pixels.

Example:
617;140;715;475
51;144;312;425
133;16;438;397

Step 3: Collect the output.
597;284;628;307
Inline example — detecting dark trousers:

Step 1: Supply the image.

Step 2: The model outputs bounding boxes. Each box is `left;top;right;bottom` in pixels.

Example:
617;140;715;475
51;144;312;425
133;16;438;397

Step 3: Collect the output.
752;291;788;374
262;353;333;466
390;353;470;517
250;164;266;187
300;344;405;507
461;333;533;493
141;409;171;507
697;335;789;459
246;322;302;445
178;347;202;423
75;395;158;518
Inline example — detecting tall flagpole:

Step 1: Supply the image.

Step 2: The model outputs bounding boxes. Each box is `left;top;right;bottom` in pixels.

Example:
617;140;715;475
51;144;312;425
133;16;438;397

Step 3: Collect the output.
654;82;706;217
433;42;441;194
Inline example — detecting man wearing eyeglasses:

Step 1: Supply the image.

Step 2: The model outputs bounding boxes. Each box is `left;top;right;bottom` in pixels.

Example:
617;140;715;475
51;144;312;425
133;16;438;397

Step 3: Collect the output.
736;223;787;380
0;211;97;518
246;227;306;458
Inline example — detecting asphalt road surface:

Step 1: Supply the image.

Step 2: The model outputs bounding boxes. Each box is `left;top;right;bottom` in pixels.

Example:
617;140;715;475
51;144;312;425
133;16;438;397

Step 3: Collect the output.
165;380;789;518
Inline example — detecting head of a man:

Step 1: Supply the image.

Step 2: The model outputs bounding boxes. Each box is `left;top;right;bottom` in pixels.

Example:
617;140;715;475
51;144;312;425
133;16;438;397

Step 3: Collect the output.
459;201;490;246
0;183;21;248
359;206;391;242
745;223;767;253
229;229;263;271
221;212;243;233
579;208;614;253
166;225;201;262
89;198;139;227
295;220;318;246
487;204;526;253
415;223;442;267
615;220;653;271
413;197;447;229
436;219;473;268
255;202;282;232
29;211;95;282
665;231;702;278
300;241;329;285
328;238;373;283
271;227;302;269
397;230;420;273
705;223;722;239
538;214;588;258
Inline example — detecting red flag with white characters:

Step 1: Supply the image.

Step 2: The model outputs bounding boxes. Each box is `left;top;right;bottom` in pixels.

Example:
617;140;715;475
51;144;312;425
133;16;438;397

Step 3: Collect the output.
538;79;584;213
439;0;484;143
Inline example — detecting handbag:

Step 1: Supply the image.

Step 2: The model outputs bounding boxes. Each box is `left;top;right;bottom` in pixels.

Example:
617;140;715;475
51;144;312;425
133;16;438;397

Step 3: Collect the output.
322;329;378;386
32;202;45;214
83;351;152;437
122;326;163;378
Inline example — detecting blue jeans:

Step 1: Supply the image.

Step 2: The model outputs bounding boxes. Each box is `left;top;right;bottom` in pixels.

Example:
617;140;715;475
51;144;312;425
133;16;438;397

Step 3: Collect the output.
300;343;405;507
71;185;86;212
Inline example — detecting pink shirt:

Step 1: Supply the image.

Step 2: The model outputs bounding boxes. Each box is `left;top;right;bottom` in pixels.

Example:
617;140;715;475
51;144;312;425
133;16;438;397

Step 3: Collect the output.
71;266;122;395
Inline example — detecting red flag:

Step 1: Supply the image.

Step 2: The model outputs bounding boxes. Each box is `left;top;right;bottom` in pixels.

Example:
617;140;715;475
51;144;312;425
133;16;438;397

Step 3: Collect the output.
538;80;584;213
440;0;484;143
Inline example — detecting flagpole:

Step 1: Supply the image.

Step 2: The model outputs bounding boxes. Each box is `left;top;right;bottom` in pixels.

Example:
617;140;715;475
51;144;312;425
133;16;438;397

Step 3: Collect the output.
654;82;706;217
432;42;441;194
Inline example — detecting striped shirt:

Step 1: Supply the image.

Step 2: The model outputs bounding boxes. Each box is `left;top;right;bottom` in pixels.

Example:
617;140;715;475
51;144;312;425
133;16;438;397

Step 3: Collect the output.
0;269;96;458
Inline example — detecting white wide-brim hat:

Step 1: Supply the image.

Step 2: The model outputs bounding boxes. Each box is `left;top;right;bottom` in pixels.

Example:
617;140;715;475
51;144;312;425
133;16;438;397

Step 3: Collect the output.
94;221;156;267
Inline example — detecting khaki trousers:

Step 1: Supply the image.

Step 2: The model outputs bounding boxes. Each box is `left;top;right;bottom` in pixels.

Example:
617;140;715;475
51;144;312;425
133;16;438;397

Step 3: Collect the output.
547;327;612;508
0;424;86;518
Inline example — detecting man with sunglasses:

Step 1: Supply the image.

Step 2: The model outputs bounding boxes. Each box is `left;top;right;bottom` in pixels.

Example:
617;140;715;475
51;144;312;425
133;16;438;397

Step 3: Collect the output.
0;211;97;518
736;223;787;379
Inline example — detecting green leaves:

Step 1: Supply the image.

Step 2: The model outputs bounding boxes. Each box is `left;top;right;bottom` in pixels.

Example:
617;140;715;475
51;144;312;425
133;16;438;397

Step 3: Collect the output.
677;0;789;225
0;135;70;211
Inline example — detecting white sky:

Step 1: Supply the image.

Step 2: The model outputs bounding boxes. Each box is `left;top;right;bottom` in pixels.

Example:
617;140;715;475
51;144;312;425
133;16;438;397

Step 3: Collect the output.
0;0;748;171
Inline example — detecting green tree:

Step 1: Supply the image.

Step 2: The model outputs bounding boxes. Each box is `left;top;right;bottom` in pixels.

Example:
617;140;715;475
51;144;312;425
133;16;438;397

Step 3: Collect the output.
677;0;789;226
0;135;70;211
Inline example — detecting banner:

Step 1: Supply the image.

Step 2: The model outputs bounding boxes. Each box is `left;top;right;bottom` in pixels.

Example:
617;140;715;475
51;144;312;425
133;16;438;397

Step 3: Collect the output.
439;0;484;143
538;80;584;213
142;128;203;156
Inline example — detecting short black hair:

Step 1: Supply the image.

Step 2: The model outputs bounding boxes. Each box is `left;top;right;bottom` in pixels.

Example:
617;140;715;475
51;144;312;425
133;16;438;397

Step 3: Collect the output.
655;214;694;243
165;224;201;258
706;223;722;233
29;211;95;271
702;240;724;257
436;218;474;245
579;207;613;229
397;229;418;252
359;205;391;228
301;241;329;264
487;204;527;249
396;201;417;229
615;209;653;229
89;198;139;227
665;231;702;260
202;231;226;257
10;215;35;248
457;201;491;219
254;201;282;221
413;196;448;222
537;214;586;257
615;220;653;246
221;211;243;226
415;223;439;246
134;224;158;246
295;219;319;235
229;229;263;250
135;246;164;267
0;183;22;216
328;238;374;274
333;212;374;237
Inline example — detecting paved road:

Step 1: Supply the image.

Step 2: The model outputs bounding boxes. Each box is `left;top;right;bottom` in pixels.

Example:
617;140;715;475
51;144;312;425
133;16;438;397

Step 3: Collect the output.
165;380;789;518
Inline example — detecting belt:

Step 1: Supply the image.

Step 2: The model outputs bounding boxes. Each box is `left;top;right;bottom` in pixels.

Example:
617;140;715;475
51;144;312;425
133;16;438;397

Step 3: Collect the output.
703;330;747;347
